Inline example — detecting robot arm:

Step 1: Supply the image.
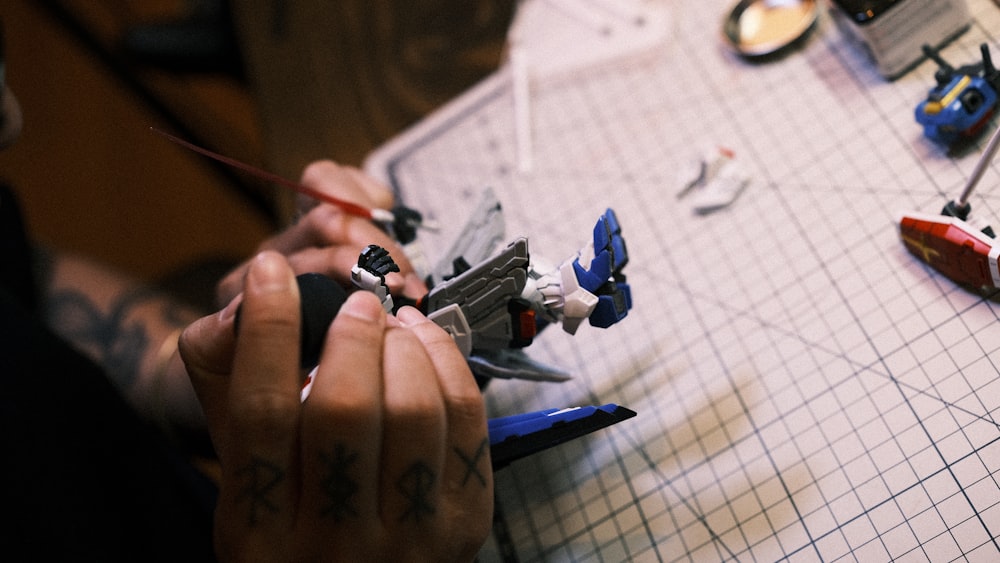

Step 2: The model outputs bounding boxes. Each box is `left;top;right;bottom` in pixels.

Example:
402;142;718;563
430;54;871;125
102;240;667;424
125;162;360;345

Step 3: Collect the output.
577;208;632;328
524;209;632;334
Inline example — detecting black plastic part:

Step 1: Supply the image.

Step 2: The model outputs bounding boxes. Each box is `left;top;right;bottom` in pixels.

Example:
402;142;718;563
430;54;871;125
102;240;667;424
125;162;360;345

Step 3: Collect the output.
390;205;424;245
831;0;903;24
357;244;400;279
297;273;349;367
234;273;348;368
941;200;972;220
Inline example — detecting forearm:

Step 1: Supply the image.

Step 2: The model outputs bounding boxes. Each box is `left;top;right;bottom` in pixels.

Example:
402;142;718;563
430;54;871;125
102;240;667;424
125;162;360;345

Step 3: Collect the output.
35;248;207;438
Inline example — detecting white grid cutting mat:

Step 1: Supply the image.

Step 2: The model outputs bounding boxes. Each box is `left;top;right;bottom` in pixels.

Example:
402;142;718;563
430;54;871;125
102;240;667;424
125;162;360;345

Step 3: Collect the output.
366;0;1000;560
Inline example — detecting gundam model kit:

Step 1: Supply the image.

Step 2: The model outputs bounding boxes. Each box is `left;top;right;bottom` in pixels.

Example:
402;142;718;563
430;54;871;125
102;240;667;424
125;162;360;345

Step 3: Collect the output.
899;119;1000;291
343;187;636;469
915;43;999;148
154;128;638;470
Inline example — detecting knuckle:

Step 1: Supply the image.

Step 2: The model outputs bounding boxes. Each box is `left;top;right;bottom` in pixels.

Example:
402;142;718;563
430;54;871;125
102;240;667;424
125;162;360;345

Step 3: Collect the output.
307;202;341;224
312;391;379;426
315;212;359;246
325;322;384;359
444;390;486;426
229;390;299;441
300;159;340;184
385;395;445;433
241;306;299;338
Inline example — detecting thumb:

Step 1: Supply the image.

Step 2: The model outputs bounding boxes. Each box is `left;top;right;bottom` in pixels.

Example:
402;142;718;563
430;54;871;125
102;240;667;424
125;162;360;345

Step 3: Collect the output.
178;294;241;430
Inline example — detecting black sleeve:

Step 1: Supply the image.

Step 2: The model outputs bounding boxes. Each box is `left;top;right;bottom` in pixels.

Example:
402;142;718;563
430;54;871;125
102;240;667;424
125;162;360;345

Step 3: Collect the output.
0;184;217;562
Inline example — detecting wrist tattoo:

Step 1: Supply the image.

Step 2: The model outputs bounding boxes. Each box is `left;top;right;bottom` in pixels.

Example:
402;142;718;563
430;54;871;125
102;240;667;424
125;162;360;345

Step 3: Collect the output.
45;286;188;392
47;288;153;389
235;456;285;526
454;438;489;488
318;443;360;521
397;461;437;522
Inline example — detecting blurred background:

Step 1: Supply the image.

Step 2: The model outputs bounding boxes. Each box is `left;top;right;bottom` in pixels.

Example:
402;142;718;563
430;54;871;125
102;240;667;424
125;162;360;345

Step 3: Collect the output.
1;0;512;293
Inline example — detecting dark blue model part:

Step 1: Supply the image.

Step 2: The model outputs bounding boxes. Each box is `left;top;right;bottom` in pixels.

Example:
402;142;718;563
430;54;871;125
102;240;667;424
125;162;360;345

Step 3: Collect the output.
915;43;999;147
574;208;632;329
488;404;637;470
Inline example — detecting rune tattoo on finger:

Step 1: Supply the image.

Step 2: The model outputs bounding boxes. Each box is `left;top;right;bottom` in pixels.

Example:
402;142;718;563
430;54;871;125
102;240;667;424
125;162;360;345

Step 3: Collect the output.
319;443;360;521
234;456;285;526
454;438;489;488
397;461;436;522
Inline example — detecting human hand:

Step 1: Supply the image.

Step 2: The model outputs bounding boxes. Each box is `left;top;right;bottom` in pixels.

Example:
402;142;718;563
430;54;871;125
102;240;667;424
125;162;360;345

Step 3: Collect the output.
216;161;426;307
180;251;493;562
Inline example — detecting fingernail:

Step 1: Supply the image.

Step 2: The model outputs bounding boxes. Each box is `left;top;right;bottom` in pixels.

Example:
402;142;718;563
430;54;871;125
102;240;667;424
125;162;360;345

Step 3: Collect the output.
218;294;242;323
248;252;290;294
395;305;426;326
384;271;404;293
340;291;384;322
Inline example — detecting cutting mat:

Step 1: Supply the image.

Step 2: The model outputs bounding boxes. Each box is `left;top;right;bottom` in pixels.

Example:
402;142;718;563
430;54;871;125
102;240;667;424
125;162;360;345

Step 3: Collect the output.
366;0;1000;560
